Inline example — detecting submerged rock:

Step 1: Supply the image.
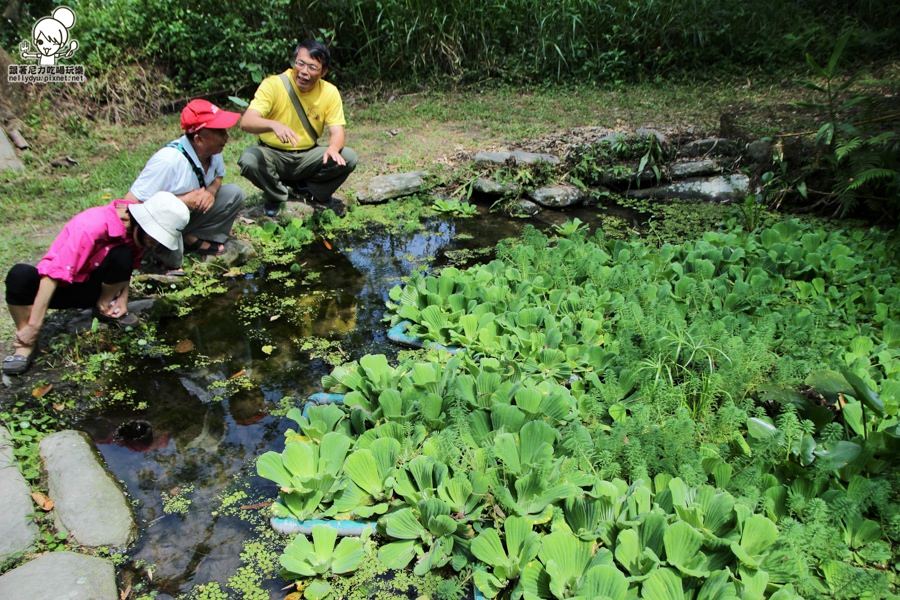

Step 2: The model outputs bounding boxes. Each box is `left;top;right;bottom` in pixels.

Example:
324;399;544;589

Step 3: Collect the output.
474;150;560;166
528;184;584;208
40;430;135;548
0;426;37;562
626;174;750;203
357;171;428;204
0;552;117;599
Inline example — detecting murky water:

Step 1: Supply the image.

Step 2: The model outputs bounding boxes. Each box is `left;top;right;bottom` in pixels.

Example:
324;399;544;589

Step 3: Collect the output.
75;207;585;596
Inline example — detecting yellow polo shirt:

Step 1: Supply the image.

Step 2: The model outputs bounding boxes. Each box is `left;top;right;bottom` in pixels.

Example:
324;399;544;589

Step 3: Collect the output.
248;69;346;151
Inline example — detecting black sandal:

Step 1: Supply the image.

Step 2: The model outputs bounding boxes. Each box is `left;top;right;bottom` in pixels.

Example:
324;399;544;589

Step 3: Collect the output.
2;353;34;376
185;239;225;256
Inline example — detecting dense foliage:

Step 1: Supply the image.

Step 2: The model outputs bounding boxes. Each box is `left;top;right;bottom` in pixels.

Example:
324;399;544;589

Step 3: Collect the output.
258;219;898;598
3;0;897;92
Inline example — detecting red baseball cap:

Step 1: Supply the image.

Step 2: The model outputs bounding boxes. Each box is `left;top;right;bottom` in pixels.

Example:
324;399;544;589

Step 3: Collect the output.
181;99;241;133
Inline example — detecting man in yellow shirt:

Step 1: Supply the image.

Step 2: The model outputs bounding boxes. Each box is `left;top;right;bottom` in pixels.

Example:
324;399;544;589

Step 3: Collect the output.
238;40;358;217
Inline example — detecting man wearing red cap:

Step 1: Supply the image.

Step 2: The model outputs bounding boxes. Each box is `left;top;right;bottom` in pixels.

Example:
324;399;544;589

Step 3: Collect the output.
238;40;357;217
126;99;245;268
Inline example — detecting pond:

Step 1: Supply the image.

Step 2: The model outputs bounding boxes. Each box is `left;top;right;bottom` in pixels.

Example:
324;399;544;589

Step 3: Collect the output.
74;204;626;596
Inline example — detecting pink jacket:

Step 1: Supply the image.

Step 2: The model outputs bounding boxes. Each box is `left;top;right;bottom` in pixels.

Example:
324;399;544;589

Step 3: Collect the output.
37;199;142;284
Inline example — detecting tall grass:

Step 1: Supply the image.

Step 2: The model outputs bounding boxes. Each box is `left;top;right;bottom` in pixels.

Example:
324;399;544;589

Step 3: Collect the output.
2;0;897;92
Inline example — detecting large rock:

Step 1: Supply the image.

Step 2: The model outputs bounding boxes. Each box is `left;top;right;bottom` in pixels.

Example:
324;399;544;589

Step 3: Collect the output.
511;199;541;217
281;200;315;221
626;175;750;203
40;430;135;548
474;150;559;166
357;171;428;204
0;129;24;173
212;238;256;267
0;426;38;562
670;159;721;179
745;139;773;164
528;184;584;208
473;177;520;197
679;137;741;158
0;551;117;600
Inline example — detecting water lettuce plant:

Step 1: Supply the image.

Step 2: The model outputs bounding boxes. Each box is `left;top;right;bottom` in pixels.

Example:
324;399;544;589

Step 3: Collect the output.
279;524;367;600
258;218;897;598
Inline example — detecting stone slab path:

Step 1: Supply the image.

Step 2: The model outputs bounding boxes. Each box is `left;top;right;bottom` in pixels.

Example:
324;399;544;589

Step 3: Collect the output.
0;551;116;600
0;426;37;562
40;430;134;548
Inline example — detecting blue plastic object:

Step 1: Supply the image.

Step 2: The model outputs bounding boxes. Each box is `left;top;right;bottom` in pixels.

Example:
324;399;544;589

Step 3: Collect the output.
387;320;462;354
472;587;487;600
301;392;345;418
307;392;346;405
271;516;375;537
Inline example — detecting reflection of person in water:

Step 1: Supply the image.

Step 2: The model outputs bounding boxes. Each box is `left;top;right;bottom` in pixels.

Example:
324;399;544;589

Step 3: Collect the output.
19;7;79;66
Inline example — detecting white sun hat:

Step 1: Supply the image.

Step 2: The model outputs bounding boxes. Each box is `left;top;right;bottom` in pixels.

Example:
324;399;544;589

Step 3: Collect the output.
128;191;189;250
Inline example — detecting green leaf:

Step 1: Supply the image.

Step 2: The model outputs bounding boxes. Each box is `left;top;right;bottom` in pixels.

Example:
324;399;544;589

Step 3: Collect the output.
841;367;884;417
331;537;366;574
378;540;417;569
696;570;738;600
344;449;383;497
814;440;862;470
474;567;507;598
582;564;628;600
303;579;332;600
641;568;685;600
471;527;507;566
383;507;427;540
746;417;777;440
730;515;778;568
256;451;291;488
664;521;708;577
540;529;595;598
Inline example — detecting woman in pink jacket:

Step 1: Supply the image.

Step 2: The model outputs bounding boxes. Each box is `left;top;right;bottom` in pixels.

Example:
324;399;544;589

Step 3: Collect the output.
2;192;189;376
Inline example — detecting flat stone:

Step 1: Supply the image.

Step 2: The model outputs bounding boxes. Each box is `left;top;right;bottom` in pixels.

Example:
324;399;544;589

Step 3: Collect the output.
0;129;24;173
528;184;584;208
40;430;134;548
670;159;721;179
473;177;520;196
679;137;741;158
0;551;117;599
626;175;750;203
473;150;559;166
357;171;428;204
0;426;38;562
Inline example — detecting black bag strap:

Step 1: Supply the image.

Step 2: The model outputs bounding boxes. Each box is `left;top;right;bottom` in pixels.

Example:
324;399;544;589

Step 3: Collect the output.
167;140;206;189
279;73;319;147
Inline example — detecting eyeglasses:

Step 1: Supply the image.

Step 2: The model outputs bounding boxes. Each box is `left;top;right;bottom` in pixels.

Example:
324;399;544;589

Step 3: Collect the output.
294;59;322;74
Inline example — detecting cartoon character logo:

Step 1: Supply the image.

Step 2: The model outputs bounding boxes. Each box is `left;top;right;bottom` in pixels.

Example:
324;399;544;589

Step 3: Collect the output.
19;6;79;66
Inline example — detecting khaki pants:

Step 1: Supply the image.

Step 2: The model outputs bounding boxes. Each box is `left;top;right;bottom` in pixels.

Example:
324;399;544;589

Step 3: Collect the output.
155;183;244;268
238;144;358;206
